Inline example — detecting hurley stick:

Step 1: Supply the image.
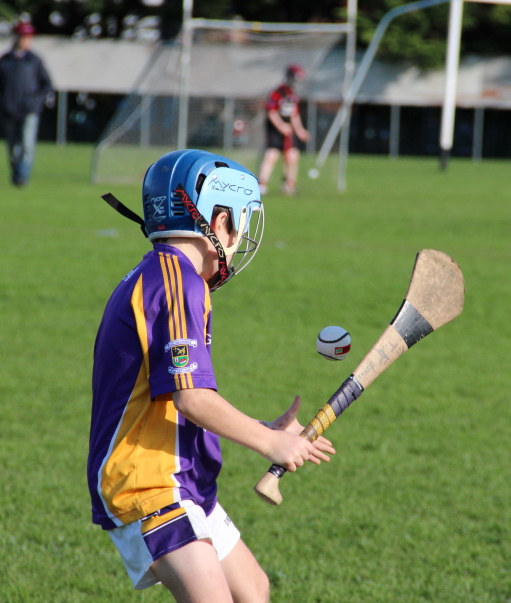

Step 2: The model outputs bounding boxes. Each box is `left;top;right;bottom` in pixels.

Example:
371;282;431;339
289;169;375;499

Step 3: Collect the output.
254;249;465;505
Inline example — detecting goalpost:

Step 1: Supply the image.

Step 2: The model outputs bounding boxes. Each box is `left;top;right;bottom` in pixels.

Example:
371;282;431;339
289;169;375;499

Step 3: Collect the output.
440;0;511;168
308;0;450;190
311;0;511;189
91;1;356;184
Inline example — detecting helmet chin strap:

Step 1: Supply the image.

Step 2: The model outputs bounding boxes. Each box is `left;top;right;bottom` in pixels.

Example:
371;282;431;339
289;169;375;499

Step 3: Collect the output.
175;184;245;291
101;187;245;292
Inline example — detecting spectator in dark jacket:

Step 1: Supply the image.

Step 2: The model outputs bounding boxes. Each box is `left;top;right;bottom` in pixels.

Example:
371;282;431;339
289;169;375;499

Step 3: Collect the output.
0;21;52;186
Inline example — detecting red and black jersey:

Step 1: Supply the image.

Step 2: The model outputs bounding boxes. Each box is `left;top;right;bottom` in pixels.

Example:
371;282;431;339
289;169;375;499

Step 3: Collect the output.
265;84;300;122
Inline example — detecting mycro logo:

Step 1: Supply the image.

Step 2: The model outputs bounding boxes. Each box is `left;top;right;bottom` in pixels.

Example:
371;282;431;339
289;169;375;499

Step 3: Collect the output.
209;180;253;196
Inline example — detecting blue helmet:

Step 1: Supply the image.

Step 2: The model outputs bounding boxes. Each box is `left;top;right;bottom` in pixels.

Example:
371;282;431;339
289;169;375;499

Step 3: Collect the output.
142;149;264;289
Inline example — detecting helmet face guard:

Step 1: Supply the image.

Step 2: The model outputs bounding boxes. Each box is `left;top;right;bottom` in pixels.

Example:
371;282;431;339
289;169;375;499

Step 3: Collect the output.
211;197;264;291
173;183;264;291
102;149;264;291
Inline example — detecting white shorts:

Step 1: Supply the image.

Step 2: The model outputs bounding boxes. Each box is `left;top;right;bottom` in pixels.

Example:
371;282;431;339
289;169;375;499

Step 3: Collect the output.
108;500;240;590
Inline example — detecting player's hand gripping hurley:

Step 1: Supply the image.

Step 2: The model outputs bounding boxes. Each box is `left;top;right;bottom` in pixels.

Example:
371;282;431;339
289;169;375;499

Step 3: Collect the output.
254;249;465;505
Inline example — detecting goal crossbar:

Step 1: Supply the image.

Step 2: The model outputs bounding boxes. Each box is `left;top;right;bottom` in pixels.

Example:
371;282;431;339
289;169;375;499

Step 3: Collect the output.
178;15;355;148
189;18;352;34
90;11;355;184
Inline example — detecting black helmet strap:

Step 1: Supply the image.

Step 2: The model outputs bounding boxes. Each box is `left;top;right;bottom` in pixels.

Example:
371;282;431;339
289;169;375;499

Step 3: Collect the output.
101;193;148;238
101;187;233;291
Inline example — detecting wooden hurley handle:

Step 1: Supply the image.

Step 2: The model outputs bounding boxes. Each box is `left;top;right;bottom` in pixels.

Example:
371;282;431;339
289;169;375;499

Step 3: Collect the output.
254;250;465;506
254;377;364;505
253;465;286;505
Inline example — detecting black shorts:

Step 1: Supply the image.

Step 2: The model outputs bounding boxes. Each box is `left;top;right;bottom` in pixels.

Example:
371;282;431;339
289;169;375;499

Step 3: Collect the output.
265;121;300;151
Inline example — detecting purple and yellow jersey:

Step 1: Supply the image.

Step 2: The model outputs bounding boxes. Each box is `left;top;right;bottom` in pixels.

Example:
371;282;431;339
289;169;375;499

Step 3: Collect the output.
87;244;221;530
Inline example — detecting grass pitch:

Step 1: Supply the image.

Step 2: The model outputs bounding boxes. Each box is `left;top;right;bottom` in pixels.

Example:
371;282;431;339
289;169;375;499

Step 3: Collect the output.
0;144;510;602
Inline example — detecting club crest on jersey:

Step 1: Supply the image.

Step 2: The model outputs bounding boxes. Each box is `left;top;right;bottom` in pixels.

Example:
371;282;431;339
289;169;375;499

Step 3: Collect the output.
171;345;189;367
165;338;197;353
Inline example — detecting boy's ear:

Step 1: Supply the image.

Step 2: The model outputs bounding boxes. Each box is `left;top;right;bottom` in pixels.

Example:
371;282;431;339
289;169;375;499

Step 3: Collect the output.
210;210;229;233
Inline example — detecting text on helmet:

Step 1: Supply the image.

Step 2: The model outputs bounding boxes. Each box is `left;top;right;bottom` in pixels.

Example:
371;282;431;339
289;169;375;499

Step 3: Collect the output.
209;180;253;195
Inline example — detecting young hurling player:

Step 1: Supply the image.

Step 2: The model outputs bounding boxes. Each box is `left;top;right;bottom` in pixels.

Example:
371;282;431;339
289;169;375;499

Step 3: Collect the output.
258;64;309;196
87;150;335;603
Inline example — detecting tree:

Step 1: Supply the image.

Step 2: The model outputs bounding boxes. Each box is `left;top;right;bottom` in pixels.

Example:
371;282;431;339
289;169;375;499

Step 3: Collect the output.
2;0;511;69
343;0;511;69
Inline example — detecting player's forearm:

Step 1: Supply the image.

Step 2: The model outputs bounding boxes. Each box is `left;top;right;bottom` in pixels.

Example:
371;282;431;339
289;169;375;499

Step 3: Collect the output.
173;388;272;457
268;110;289;134
290;114;308;139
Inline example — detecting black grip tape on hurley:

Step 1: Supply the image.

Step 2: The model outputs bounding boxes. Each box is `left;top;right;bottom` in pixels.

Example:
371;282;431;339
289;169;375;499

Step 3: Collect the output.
391;299;433;348
264;377;363;482
327;375;364;418
268;464;287;479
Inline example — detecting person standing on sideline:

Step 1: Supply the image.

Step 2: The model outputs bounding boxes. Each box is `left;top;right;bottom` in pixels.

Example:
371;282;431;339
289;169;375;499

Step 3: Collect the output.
88;149;335;602
258;64;309;196
0;21;52;186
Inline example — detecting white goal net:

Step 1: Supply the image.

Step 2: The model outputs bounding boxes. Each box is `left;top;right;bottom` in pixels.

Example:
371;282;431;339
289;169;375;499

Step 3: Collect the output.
91;19;349;184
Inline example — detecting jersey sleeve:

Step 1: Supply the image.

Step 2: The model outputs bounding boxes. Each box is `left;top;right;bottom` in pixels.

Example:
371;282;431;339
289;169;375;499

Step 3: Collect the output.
266;88;281;112
131;253;217;399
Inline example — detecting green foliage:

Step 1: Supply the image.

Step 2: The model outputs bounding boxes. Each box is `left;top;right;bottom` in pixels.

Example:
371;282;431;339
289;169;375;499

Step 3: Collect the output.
0;1;15;19
491;3;511;26
337;0;496;70
0;144;510;602
4;0;511;68
344;0;511;68
461;2;511;56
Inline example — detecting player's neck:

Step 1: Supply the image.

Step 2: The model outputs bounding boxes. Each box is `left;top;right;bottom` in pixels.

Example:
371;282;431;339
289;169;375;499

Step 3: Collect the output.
160;237;217;281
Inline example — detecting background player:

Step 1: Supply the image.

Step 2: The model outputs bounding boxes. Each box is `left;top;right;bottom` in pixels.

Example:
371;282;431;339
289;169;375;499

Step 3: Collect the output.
87;149;335;603
0;21;52;186
258;64;309;196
